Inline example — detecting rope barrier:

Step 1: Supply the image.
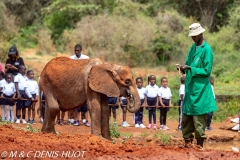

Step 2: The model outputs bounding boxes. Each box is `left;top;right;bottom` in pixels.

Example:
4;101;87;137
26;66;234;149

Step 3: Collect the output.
108;104;180;108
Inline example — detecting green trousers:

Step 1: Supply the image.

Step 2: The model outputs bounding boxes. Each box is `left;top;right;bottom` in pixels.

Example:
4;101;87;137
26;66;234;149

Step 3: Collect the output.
182;114;207;140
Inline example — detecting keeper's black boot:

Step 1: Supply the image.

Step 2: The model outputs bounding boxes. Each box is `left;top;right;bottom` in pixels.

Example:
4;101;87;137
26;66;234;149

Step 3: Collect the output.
184;139;193;148
196;138;204;148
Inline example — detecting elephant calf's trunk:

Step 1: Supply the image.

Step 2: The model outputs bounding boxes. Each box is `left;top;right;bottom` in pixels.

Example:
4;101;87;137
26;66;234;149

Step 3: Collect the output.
126;96;139;113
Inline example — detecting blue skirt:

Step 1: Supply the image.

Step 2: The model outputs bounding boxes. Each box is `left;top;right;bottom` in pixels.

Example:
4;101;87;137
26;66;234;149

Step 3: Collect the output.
108;97;119;109
159;98;170;111
2;94;15;106
25;94;37;107
147;97;157;111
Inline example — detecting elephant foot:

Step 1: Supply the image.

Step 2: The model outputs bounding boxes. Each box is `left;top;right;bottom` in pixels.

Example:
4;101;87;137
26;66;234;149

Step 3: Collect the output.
101;133;112;141
103;135;112;141
41;127;56;134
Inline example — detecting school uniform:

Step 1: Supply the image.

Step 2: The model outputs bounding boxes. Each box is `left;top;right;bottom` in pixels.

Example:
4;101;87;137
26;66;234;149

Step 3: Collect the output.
14;73;32;110
75;104;88;112
206;85;215;129
0;79;6;105
25;78;39;106
69;54;89;60
145;84;159;124
178;84;185;129
135;87;145;125
107;96;119;110
158;86;172;126
121;96;127;108
2;81;16;122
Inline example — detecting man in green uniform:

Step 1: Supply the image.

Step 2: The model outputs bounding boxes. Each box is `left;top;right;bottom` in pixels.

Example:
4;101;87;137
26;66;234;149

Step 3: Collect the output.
179;23;217;148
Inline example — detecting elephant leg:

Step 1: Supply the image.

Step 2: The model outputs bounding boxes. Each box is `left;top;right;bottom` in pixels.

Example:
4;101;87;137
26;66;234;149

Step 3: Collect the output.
41;94;59;133
87;92;101;137
101;94;111;140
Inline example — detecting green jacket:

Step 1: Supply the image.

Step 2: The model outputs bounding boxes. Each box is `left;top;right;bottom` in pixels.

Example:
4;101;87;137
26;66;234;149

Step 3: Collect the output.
182;41;217;115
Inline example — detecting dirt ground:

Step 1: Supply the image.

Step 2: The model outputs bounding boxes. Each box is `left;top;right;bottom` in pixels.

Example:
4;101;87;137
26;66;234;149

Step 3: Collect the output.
0;49;239;159
0;112;240;160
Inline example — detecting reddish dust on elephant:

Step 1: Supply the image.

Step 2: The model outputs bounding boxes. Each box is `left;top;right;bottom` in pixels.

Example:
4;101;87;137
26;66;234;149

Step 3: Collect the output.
40;57;141;140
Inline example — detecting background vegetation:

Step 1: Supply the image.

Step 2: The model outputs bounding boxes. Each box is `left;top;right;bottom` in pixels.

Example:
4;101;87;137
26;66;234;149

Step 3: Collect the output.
0;0;239;86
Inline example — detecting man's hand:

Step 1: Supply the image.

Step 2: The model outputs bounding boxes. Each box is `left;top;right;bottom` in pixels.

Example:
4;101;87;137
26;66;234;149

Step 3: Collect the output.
180;65;191;71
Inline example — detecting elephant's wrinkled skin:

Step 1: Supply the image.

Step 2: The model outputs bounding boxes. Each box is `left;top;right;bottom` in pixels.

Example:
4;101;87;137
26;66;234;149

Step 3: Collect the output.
40;57;140;140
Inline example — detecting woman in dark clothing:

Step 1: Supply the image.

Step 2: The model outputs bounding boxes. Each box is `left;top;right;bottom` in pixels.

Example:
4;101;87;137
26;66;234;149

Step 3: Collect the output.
5;46;25;76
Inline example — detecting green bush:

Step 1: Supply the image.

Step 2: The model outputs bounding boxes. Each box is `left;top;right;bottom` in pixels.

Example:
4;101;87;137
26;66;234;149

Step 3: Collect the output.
10;26;38;49
43;0;100;41
153;131;171;145
213;99;240;122
109;122;120;138
62;14;158;66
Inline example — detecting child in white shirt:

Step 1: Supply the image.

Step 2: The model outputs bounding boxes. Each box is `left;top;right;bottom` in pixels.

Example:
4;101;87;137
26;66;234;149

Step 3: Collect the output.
206;76;215;131
178;76;185;130
14;65;33;124
120;96;130;127
0;71;6;120
144;75;159;129
25;70;39;124
135;77;146;128
1;73;16;123
158;77;172;130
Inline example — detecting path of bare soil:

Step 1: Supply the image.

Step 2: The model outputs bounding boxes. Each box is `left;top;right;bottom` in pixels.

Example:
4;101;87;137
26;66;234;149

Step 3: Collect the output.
0;113;240;160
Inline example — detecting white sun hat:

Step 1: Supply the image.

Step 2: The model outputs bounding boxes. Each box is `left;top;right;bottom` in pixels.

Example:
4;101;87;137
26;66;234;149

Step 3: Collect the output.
188;23;205;37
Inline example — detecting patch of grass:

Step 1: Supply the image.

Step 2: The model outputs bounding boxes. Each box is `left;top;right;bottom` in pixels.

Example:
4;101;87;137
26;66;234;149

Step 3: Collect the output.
153;131;171;145
0;119;11;125
213;98;240;122
120;132;133;139
25;124;40;132
16;124;40;133
109;122;120;138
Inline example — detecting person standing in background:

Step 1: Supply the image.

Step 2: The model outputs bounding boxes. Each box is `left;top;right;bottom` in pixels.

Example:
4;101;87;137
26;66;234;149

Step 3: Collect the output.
5;46;25;76
135;77;146;128
179;23;217;148
205;76;215;131
178;76;185;131
69;44;90;127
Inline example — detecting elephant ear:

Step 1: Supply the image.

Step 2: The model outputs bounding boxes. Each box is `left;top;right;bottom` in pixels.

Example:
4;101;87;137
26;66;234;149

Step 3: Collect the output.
89;64;120;97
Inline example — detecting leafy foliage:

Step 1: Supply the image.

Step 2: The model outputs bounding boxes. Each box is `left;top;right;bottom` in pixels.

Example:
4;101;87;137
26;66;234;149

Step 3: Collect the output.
3;0;52;27
43;0;100;40
109;122;120;138
0;1;17;62
153;131;171;145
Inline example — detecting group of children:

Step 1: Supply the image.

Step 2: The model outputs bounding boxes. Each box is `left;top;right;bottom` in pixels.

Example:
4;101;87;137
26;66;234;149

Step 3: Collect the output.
109;75;176;130
109;75;215;131
0;65;38;124
0;65;215;131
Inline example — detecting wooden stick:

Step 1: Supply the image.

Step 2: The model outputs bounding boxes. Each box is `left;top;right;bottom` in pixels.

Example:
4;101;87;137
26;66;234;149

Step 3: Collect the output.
107;104;180;108
0;97;44;102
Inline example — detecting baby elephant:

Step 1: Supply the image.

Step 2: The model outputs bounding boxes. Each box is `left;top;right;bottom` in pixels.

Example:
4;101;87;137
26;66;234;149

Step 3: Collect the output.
40;57;140;140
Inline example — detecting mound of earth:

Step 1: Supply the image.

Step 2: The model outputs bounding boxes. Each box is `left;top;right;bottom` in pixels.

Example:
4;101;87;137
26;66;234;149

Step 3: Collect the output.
0;125;240;160
220;115;239;130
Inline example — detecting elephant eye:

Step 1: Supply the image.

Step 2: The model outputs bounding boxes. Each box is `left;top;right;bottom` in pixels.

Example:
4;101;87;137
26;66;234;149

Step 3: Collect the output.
125;79;131;86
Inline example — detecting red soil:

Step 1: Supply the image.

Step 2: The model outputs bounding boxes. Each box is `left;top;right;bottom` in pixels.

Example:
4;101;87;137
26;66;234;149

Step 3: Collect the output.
0;113;239;160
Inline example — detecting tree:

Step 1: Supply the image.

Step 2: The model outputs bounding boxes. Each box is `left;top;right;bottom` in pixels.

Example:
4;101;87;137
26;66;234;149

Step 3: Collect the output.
3;0;52;27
